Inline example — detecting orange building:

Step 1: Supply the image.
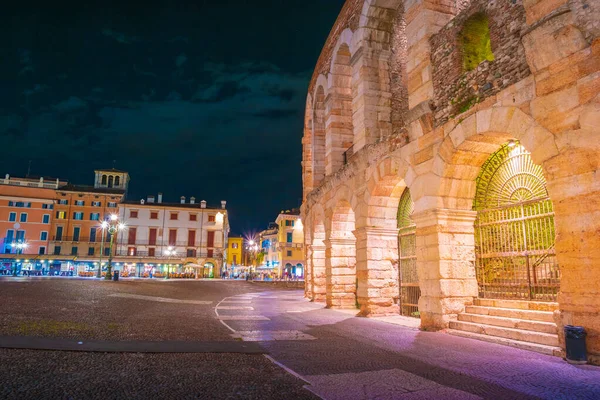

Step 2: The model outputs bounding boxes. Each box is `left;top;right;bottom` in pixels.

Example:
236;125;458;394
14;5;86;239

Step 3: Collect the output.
0;175;66;274
49;169;129;259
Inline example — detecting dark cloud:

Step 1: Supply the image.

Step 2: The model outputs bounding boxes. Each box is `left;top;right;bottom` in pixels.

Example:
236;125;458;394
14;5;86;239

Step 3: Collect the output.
0;0;346;231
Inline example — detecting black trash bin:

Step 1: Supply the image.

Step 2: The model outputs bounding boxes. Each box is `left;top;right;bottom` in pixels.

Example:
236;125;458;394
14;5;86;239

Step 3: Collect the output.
564;325;587;364
113;270;119;282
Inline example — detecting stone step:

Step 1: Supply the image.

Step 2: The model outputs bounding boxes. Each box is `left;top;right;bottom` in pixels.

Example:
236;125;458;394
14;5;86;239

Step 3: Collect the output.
474;298;558;312
458;313;557;334
465;305;555;323
447;329;561;357
448;320;559;347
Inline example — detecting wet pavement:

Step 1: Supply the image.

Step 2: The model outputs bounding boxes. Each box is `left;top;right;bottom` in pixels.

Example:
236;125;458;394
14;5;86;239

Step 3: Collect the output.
1;278;599;399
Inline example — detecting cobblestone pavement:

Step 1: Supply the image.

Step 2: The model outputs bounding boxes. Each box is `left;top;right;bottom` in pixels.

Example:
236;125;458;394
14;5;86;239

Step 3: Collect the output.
217;290;600;400
0;278;318;399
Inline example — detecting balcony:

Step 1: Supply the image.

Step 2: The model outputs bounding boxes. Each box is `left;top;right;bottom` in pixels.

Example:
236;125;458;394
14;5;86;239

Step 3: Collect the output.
116;240;215;247
114;249;223;259
278;242;304;250
51;236;109;243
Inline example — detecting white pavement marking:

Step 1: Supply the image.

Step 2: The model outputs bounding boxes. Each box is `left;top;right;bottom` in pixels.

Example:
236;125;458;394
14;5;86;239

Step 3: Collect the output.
216;306;254;310
109;293;212;305
218;315;270;321
220;300;252;304
232;330;317;342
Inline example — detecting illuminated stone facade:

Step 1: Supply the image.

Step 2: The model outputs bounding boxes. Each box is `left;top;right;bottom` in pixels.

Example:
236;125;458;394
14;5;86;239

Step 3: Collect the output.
301;0;600;363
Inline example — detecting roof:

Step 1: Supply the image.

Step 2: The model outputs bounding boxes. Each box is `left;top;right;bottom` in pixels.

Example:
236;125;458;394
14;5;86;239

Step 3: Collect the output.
94;168;129;174
57;184;126;195
121;200;225;210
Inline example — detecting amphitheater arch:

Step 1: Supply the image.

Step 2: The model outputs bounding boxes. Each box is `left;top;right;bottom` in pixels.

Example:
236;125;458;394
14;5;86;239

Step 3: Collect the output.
310;203;327;302
312;84;327;188
303;94;314;198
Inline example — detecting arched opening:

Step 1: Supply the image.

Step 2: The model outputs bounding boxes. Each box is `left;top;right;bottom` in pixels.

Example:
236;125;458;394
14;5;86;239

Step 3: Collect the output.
473;141;559;301
460;12;494;71
397;188;420;317
107;175;114;188
114;176;121;186
313;86;326;187
101;175;107;185
327;200;357;309
296;263;304;279
203;262;215;279
327;43;354;172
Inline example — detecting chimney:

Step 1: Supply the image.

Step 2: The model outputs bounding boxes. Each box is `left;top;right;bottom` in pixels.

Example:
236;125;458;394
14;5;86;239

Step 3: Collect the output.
221;200;227;209
158;193;163;203
200;200;207;209
38;177;44;187
147;195;155;203
180;196;186;204
190;197;195;204
140;199;145;205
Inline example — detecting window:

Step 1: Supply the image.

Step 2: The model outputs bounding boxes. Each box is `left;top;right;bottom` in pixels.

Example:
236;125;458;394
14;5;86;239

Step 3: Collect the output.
42;204;52;209
187;249;197;257
55;226;63;241
170;212;178;220
92;201;101;207
128;228;137;245
148;248;155;257
54;246;61;255
287;232;293;243
285;220;291;227
88;247;95;256
108;202;117;208
39;247;46;255
189;214;197;221
207;249;213;258
75;200;85;206
26;202;31;208
90;228;97;243
130;210;138;218
150;212;158;219
59;199;68;205
73;212;84;220
40;232;48;241
8;212;16;222
101;175;107;185
287;250;292;257
460;13;495;71
232;243;238;249
128;247;136;256
56;211;66;219
8;201;14;206
169;229;177;245
20;213;28;222
104;248;110;256
73;227;80;242
71;246;78;255
208;215;215;222
43;214;50;224
90;213;100;221
15;201;24;207
188;230;196;247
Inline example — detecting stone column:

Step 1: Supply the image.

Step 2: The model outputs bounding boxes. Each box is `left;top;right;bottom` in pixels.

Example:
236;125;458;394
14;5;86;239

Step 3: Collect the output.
412;208;478;330
405;1;455;111
351;48;393;150
354;227;400;316
304;245;314;299
325;238;356;309
311;245;327;302
325;91;354;176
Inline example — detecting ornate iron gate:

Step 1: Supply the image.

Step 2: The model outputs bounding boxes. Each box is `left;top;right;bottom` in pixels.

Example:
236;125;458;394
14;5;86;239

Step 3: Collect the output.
397;188;420;317
474;142;560;301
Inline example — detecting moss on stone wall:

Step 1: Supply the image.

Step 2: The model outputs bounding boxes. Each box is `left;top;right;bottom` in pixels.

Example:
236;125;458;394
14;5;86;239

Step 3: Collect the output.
460;13;495;71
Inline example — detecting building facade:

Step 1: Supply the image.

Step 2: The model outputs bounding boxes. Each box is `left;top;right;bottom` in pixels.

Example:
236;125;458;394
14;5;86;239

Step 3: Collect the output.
117;196;229;278
226;235;243;270
258;210;305;278
49;169;128;260
301;0;600;363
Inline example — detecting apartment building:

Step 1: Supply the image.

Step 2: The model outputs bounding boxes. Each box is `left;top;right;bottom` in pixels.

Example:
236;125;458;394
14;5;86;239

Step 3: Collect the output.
117;195;229;278
258;209;304;279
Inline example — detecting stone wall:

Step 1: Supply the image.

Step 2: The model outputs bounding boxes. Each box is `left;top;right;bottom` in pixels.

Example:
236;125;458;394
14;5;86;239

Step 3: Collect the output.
430;0;531;125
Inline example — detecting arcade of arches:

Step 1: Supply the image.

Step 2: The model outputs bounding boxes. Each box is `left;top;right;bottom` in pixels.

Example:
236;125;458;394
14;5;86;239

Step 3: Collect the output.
301;0;600;363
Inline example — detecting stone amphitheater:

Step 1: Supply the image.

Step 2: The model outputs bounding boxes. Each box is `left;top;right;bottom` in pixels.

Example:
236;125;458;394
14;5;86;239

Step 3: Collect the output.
300;0;600;364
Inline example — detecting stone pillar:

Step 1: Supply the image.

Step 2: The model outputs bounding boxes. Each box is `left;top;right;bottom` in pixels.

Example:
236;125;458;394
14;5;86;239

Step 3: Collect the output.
304;245;314;299
311;245;327;302
412;208;478;330
325;90;354;176
351;48;393;150
405;1;455;111
354;227;400;316
325;238;356;309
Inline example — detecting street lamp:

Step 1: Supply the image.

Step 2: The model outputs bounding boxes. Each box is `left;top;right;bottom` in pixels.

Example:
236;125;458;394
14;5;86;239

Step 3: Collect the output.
245;240;260;278
103;214;125;280
12;242;28;276
96;220;109;278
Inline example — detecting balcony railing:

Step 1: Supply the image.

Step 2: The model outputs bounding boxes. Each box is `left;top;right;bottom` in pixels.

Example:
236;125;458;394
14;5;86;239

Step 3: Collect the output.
116;240;214;247
52;236;109;243
114;249;223;259
278;242;304;249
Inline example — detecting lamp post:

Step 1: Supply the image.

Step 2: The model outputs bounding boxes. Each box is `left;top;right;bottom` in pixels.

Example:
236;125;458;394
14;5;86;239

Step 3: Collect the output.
245;240;259;279
104;214;125;280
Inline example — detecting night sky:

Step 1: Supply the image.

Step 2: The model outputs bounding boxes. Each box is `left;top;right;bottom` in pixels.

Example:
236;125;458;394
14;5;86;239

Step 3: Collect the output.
1;0;345;233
